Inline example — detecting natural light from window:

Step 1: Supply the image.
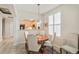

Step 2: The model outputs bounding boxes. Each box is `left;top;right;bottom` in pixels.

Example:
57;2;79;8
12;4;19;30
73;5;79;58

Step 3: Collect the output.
48;12;61;36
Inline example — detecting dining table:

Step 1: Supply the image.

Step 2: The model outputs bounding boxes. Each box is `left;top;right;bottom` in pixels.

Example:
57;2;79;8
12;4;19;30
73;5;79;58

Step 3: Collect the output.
37;34;51;53
37;34;48;44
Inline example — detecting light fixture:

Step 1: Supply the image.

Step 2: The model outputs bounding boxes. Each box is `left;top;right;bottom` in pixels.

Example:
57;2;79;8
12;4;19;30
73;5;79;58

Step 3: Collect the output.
37;4;41;29
37;4;40;21
0;7;11;14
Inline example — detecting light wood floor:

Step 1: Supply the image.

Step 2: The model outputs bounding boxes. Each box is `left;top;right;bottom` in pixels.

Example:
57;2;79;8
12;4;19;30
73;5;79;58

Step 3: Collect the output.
0;38;27;54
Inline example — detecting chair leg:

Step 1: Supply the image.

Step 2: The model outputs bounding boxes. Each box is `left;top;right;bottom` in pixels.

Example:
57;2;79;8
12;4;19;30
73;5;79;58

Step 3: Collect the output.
76;51;79;54
66;51;69;54
25;43;29;53
52;47;54;53
60;48;62;54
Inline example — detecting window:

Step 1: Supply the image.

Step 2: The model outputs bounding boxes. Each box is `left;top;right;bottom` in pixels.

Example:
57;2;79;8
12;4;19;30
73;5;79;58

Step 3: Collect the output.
48;12;61;36
48;15;54;35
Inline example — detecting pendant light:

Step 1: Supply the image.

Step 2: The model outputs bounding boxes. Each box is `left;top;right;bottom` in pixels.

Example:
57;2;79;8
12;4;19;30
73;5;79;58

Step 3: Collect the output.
37;4;41;29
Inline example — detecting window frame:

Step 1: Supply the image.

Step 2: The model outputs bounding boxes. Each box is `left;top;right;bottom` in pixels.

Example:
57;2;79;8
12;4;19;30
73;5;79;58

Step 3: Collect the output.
48;12;61;36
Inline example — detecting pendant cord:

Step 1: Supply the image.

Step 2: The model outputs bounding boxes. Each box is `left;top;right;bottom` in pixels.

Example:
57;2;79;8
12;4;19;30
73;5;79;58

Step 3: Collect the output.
37;4;40;21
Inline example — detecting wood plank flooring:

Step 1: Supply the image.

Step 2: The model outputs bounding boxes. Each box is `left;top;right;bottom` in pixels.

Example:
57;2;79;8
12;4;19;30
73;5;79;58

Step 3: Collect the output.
0;38;27;54
0;38;56;54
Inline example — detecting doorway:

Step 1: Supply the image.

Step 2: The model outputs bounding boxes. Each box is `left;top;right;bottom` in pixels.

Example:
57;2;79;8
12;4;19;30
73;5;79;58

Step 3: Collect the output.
2;17;14;39
2;18;5;39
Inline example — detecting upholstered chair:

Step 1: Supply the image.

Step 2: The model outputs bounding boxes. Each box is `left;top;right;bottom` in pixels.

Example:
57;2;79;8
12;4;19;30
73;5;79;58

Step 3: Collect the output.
25;34;41;53
52;36;65;53
61;33;79;54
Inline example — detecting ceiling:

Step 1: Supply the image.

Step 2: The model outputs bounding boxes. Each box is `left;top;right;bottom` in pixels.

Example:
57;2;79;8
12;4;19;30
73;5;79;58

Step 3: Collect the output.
15;4;60;14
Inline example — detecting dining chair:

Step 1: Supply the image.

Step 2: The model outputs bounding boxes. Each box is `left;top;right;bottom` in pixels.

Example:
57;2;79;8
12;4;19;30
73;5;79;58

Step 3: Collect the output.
24;31;28;41
26;34;41;53
52;36;65;53
61;33;79;54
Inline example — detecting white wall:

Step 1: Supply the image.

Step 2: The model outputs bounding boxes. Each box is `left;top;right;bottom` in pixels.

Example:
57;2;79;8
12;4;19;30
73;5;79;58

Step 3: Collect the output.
17;11;38;20
42;5;79;36
0;12;2;41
